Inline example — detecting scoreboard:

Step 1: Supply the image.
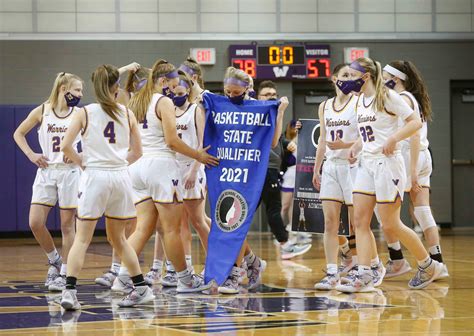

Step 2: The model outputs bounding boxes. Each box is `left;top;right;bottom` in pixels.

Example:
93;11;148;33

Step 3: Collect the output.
229;44;331;80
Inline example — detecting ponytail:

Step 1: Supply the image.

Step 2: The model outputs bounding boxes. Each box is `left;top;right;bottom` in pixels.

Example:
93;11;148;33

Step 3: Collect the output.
91;64;121;123
128;59;175;123
354;57;389;113
388;60;432;121
46;72;83;108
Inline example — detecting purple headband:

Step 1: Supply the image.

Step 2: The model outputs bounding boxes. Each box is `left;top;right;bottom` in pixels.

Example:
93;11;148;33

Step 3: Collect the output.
350;61;367;74
164;70;179;79
179;64;196;76
224;77;249;88
178;79;190;89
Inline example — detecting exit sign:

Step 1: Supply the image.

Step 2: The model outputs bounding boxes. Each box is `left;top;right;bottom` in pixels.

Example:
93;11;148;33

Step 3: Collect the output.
344;47;370;63
190;48;216;65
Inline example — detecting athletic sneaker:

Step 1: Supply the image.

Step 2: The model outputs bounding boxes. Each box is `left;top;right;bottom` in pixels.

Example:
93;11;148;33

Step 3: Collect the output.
49;275;66;291
338;253;356;275
408;259;443;289
45;260;61;287
218;266;242;294
176;274;211;293
384;259;412;279
281;242;312;260
437;263;449;280
314;272;340;290
95;270;117;288
144;268;162;286
335;271;376;293
111;276;134;294
117;286;155;307
371;261;386;287
340;264;358;284
296;232;312;245
162;270;178;287
61;289;81;311
247;258;267;290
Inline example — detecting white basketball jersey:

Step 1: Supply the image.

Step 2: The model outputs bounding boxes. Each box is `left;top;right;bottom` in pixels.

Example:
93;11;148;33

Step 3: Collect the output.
175;103;199;163
356;90;413;156
81;103;130;169
38;104;80;165
323;95;359;160
398;91;429;150
138;93;175;158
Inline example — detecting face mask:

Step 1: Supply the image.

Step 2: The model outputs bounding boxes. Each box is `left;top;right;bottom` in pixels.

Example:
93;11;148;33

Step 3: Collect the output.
268;98;278;101
162;86;175;99
385;79;396;89
173;94;188;107
227;92;246;105
336;78;365;94
64;92;81;107
248;90;256;99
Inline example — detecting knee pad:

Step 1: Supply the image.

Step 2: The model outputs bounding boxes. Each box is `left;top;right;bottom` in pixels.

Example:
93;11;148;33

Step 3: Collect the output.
413;206;437;231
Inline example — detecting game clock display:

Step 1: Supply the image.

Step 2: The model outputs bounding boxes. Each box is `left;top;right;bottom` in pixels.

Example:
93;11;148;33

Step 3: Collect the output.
229;44;331;80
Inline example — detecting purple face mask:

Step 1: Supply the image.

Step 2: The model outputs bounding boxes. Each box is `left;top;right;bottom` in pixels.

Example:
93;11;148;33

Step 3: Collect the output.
64;92;81;107
248;90;257;99
162;86;175;99
336;78;365;94
385;79;396;89
173;94;188;107
227;92;246;105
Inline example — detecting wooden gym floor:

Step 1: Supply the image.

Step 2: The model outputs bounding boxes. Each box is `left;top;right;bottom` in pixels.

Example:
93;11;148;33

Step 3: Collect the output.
0;230;473;335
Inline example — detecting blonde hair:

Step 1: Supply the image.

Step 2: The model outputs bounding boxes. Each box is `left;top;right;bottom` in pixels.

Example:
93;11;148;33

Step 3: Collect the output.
354;57;389;113
128;59;175;123
223;67;250;87
177;69;193;101
91;64;121;123
181;57;205;89
46;72;83;108
124;67;150;94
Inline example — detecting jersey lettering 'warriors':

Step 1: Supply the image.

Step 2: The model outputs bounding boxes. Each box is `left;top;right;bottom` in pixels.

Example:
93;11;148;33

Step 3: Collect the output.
38;105;80;164
322;95;359;160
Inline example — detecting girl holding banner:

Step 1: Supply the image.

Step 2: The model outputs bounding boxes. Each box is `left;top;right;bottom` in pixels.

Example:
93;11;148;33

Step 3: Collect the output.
113;59;218;294
380;61;448;279
336;58;443;293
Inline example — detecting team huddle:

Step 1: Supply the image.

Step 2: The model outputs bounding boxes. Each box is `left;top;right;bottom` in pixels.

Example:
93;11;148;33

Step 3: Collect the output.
12;55;447;311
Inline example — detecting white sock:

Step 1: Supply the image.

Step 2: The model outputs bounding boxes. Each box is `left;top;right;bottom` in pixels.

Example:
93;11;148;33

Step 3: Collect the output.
111;262;121;274
352;255;358;264
185;255;192;268
429;245;442;256
244;251;256;265
418;256;432;269
370;256;380;267
46;249;61;264
388;241;401;251
165;260;175;272
152;259;163;270
327;264;338;275
177;267;193;283
60;264;67;276
118;266;129;277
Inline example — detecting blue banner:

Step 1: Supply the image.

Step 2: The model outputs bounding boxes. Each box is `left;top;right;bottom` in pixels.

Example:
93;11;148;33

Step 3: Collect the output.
202;92;278;285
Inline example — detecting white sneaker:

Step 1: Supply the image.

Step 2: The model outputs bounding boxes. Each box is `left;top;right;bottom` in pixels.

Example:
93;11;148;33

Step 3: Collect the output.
177;274;211;293
336;271;376;293
49;275;66;292
436;263;449;280
111;276;134;294
218;267;242;294
408;260;443;289
296;232;312;245
371;261;386;287
281;242;312;260
314;272;340;290
144;268;162;285
61;289;81;311
95;271;117;288
247;258;267;290
162;270;178;287
384;259;412;279
338;253;356;275
117;286;155;307
45;260;61;287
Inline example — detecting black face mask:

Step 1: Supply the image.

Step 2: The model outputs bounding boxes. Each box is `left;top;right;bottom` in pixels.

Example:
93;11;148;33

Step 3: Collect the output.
268;98;278;101
227;92;246;105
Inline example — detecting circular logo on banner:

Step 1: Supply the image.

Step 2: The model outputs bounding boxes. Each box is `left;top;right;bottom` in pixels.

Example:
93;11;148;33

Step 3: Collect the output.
215;189;248;232
311;123;321;149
